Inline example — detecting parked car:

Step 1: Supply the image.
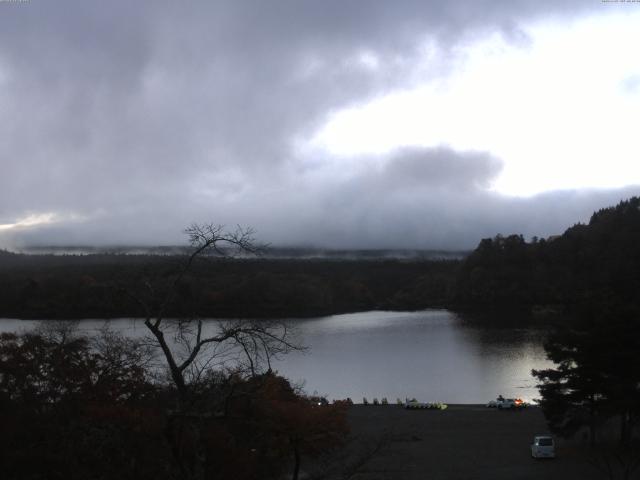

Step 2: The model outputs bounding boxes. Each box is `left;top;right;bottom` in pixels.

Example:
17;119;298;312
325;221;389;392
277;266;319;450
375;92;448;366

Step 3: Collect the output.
531;435;555;459
489;397;527;409
498;398;517;409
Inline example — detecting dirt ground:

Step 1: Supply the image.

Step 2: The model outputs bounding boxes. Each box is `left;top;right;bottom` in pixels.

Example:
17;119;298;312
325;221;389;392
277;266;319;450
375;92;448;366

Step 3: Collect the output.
320;405;605;480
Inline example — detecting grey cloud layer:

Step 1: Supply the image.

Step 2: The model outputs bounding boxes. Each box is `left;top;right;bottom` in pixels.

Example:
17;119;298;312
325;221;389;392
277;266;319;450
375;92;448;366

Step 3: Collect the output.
0;0;629;248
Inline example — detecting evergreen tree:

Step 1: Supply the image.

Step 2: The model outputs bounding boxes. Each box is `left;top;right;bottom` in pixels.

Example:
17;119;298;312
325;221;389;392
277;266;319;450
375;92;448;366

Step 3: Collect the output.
533;304;640;445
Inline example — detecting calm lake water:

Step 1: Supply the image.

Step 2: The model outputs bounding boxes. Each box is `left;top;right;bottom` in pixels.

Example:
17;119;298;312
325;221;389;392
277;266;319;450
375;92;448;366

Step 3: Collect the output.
0;309;552;404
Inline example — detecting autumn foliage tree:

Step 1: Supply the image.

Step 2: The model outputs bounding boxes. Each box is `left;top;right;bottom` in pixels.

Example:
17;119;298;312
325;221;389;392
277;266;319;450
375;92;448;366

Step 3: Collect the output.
0;328;167;480
191;372;347;480
0;328;349;480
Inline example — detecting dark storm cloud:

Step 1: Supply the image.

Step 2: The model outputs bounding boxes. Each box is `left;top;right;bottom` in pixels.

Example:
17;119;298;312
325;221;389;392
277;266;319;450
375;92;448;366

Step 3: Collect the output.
0;0;628;249
244;148;638;250
373;148;503;190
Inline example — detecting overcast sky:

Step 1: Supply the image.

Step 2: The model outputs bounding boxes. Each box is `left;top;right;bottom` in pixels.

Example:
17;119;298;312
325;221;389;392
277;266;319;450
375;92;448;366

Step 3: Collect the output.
1;0;639;250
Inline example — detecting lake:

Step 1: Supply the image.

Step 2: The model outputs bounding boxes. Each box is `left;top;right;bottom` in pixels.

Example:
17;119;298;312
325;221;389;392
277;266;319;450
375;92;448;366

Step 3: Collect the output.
0;309;552;404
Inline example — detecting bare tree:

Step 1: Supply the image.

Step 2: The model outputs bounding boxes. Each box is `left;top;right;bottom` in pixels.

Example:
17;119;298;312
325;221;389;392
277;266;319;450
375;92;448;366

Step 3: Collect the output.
119;224;305;480
122;224;302;403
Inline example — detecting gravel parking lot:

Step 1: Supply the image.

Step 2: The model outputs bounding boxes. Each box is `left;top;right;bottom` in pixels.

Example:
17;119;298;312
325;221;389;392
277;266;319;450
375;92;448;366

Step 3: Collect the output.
340;405;601;480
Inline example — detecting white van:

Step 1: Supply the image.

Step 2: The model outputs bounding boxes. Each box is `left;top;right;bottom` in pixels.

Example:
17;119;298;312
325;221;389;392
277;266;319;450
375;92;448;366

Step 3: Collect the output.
531;435;555;459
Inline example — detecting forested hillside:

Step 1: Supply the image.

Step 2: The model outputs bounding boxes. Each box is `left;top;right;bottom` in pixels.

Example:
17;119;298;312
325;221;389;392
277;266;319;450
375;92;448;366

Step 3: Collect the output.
454;196;640;316
0;252;458;319
3;197;640;321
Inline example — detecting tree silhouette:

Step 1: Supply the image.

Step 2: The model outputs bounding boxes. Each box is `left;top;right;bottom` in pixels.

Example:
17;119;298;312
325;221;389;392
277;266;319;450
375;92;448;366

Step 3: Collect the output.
533;305;640;446
120;224;304;480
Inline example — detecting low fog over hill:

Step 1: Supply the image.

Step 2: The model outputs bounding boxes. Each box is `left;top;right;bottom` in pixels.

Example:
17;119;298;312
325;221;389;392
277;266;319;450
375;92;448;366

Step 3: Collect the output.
13;246;469;261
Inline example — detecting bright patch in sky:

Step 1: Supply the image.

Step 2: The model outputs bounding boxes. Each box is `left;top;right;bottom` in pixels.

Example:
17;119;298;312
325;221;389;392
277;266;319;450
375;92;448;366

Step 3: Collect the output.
0;213;59;231
0;212;86;233
311;12;640;196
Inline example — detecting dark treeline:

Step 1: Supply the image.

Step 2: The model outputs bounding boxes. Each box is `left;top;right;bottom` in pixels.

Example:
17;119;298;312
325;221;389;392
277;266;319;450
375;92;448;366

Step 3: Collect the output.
0;251;459;319
454;196;640;319
3;197;640;322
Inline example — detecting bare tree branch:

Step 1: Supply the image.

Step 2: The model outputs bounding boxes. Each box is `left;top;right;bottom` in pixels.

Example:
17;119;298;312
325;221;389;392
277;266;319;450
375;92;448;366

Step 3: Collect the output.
118;224;300;409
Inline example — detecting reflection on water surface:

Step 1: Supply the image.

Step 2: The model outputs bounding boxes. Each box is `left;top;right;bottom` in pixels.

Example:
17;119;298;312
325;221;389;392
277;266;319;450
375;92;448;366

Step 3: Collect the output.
0;309;551;403
273;310;551;403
